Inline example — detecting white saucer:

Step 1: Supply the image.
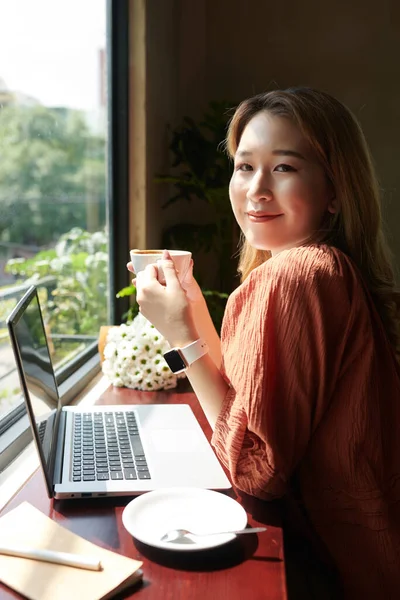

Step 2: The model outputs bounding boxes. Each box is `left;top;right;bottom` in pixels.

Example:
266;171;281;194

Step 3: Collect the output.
122;487;248;551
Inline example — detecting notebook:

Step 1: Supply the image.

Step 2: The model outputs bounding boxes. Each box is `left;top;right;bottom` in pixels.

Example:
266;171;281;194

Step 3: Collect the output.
7;285;231;499
0;501;143;600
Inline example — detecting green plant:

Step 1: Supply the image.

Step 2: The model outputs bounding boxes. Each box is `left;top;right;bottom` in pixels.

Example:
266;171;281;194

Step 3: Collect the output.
0;104;106;246
157;101;240;295
116;284;139;324
5;227;108;336
202;290;229;333
115;102;236;332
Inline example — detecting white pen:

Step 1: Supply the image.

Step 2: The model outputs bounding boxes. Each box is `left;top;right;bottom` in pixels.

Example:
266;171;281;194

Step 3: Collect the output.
0;544;103;571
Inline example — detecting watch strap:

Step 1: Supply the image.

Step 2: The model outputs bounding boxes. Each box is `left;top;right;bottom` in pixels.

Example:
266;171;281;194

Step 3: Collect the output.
180;339;209;367
163;339;209;374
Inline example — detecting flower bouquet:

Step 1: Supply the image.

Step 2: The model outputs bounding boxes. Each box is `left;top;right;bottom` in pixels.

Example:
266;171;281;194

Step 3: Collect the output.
101;312;185;391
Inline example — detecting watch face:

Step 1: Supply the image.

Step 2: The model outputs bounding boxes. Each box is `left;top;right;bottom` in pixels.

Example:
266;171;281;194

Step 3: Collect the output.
163;349;186;373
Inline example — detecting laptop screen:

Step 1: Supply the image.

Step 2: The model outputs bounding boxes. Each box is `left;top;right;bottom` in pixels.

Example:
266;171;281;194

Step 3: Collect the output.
7;287;60;482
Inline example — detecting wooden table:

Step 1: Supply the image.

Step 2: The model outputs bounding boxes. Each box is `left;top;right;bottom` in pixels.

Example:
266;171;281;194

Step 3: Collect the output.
0;385;288;600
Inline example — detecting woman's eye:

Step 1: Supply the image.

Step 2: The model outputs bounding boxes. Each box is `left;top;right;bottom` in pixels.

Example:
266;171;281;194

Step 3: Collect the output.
274;163;295;173
236;163;253;172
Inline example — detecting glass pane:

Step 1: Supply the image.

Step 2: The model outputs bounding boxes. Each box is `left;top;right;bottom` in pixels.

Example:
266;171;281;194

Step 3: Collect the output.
0;0;108;421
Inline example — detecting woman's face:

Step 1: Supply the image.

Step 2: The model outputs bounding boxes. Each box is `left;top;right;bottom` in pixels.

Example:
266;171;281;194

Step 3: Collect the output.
229;111;336;255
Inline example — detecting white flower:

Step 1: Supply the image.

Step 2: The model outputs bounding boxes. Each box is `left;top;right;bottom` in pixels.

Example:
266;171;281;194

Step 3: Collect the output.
101;314;184;391
103;342;117;360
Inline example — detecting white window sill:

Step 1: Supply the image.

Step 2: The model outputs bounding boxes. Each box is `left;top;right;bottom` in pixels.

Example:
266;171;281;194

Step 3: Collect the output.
0;374;111;511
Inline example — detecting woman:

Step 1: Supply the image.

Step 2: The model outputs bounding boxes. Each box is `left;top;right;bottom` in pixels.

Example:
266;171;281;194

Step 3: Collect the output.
130;88;400;598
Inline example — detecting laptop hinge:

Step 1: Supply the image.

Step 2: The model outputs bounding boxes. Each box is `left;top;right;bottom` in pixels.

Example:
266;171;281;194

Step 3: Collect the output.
53;410;67;486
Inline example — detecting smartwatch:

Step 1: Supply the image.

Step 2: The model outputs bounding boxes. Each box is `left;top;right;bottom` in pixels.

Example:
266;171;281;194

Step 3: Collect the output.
163;339;209;374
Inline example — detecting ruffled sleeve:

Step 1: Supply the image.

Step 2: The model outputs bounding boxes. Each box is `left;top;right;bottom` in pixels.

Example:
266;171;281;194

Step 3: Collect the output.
211;245;357;500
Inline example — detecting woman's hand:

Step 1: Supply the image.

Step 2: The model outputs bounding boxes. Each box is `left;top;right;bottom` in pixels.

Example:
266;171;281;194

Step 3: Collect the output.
127;254;204;305
133;251;199;347
178;258;204;305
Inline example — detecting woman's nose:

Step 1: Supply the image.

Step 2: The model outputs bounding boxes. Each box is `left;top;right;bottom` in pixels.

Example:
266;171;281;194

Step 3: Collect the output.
246;171;273;203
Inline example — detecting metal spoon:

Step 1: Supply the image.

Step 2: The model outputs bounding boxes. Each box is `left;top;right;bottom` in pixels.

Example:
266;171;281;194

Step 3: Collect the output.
160;526;266;543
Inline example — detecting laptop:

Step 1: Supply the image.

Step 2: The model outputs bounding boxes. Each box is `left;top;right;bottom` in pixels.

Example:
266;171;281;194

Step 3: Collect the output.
6;285;231;499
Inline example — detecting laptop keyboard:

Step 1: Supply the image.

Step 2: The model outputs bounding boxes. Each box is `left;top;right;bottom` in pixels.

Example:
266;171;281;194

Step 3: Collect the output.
72;411;151;482
37;420;47;444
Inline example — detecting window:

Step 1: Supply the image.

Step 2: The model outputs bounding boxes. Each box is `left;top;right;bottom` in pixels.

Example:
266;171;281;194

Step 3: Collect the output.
0;0;130;471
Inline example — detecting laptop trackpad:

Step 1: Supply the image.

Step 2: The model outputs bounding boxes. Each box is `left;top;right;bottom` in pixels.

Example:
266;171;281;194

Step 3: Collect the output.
149;429;204;453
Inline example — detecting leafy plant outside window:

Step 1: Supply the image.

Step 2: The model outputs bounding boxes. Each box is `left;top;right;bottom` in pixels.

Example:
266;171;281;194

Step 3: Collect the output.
5;227;108;338
0;104;106;248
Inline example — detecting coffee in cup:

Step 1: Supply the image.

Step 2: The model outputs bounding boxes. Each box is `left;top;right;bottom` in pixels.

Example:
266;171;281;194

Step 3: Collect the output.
129;249;192;283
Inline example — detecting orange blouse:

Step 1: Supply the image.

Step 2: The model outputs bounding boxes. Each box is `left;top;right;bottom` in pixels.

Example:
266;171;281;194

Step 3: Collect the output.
212;244;400;599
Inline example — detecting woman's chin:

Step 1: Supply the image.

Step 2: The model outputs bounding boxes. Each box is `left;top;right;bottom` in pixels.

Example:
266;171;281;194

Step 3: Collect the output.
244;233;274;252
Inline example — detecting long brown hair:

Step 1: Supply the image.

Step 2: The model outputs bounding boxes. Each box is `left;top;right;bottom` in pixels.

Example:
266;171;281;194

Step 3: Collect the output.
225;87;400;361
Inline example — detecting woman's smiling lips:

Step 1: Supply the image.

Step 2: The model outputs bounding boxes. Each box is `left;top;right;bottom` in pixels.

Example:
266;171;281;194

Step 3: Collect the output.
246;212;284;223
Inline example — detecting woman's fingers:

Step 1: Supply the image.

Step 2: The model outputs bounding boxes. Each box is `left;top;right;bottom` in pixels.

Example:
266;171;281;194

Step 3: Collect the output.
129;262;161;287
143;263;159;281
136;264;159;293
162;249;172;260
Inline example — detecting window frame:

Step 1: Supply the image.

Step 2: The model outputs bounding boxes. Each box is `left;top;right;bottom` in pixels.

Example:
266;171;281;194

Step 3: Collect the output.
0;0;130;473
107;0;131;326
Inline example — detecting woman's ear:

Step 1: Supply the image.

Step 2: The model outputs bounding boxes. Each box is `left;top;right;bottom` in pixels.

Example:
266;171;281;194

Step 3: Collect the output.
327;195;338;214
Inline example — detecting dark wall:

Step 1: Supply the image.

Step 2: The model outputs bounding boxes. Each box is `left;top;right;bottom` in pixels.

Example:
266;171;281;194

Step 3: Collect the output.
142;0;400;275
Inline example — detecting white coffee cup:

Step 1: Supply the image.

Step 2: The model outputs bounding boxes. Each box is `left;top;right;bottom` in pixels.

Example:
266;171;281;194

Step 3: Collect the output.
129;249;192;284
